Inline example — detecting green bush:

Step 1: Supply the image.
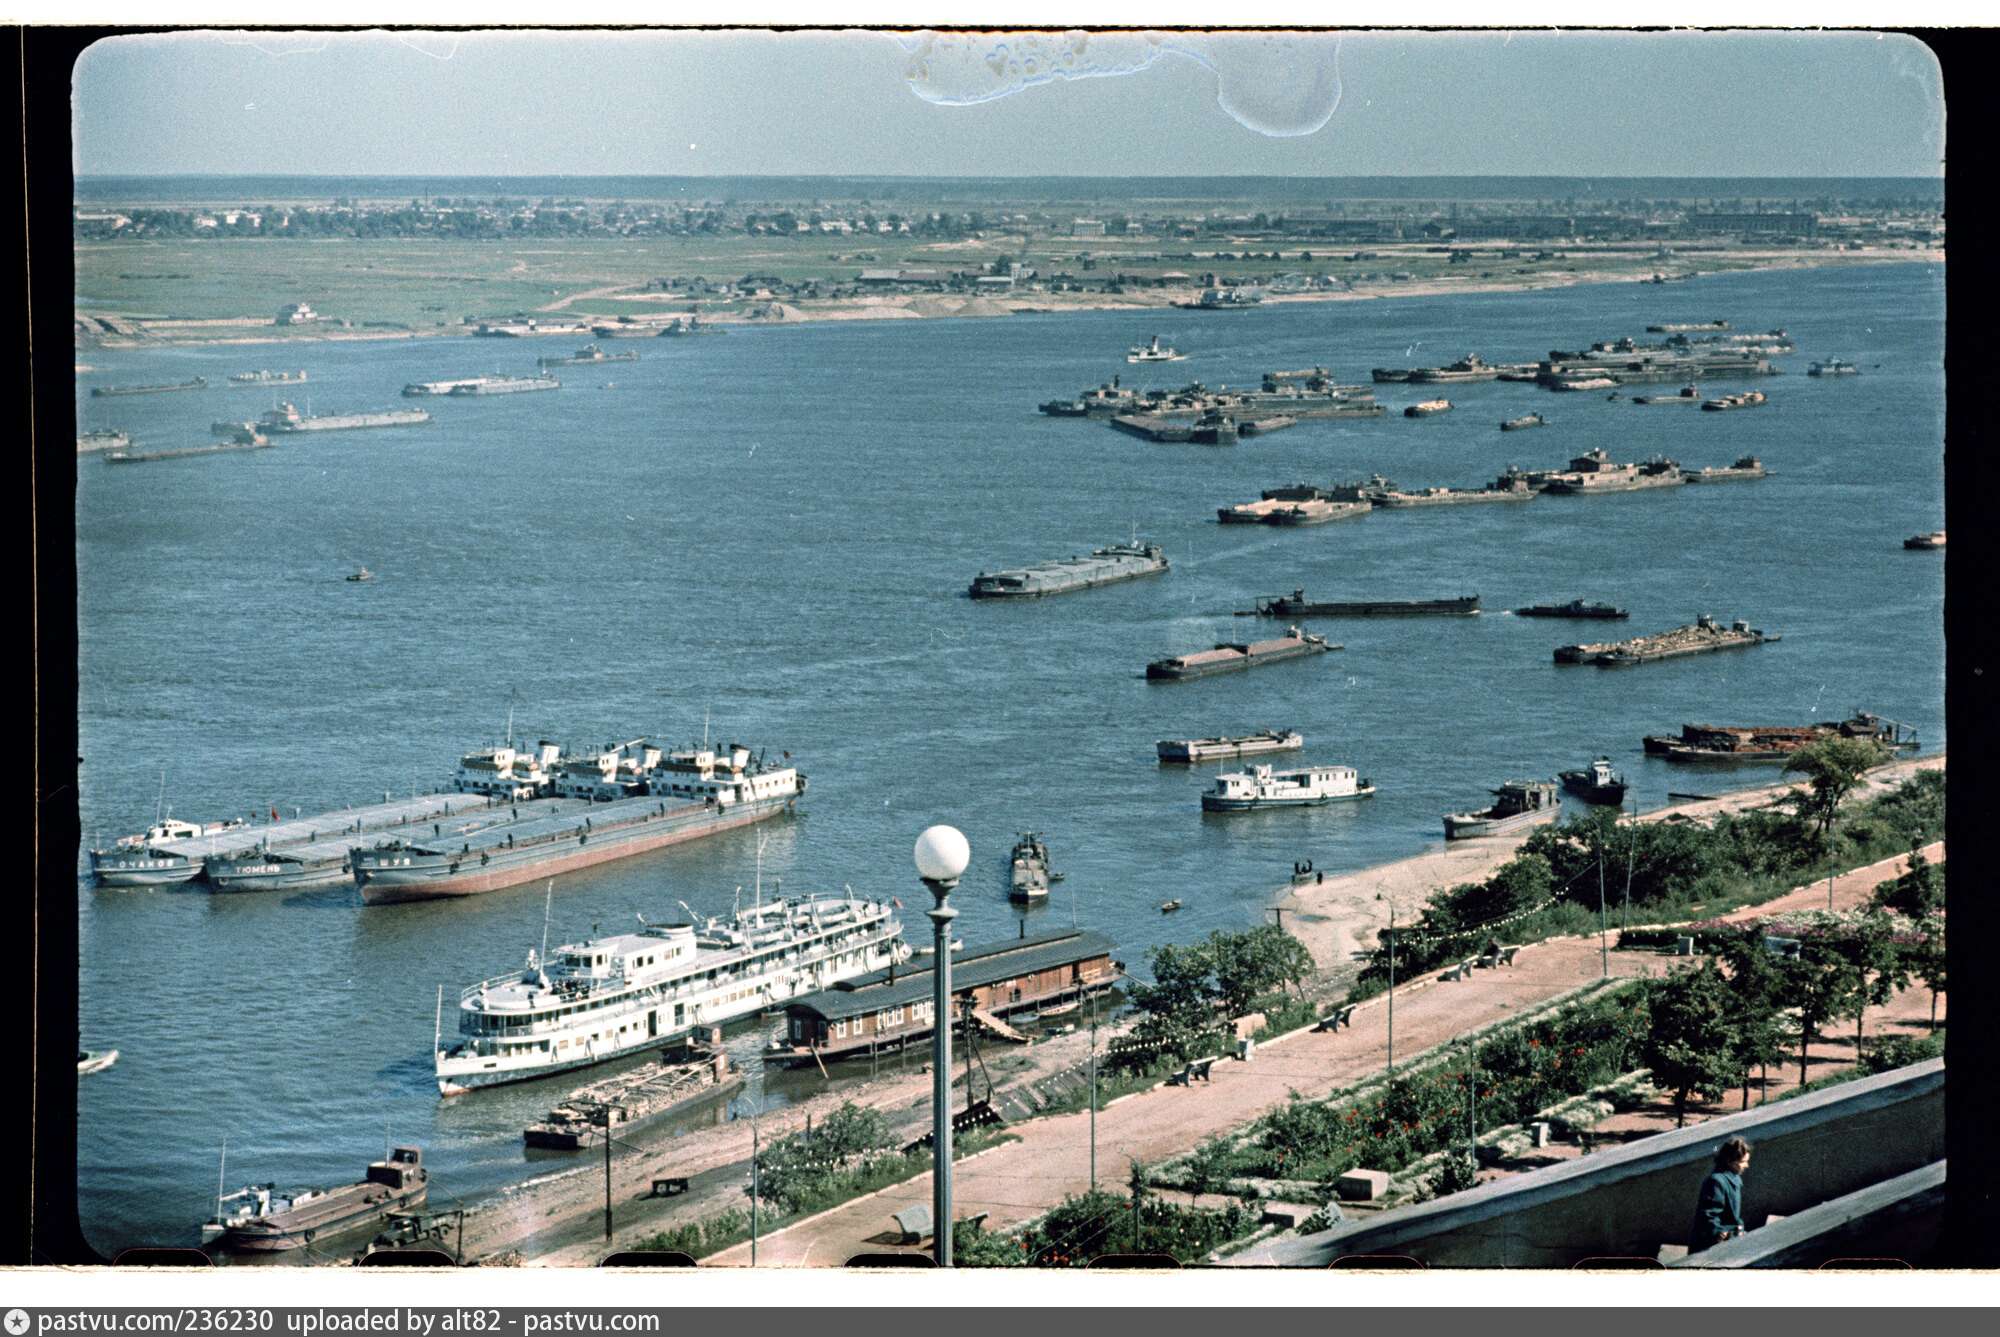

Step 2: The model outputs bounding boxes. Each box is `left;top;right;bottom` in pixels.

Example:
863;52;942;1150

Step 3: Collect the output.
1005;1190;1261;1267
1242;985;1649;1183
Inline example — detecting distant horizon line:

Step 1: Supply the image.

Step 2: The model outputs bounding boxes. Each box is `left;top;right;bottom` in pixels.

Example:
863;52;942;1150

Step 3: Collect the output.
76;172;1943;182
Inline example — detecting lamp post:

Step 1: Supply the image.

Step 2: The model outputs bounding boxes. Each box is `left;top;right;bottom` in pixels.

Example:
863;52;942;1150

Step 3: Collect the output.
915;824;970;1267
1376;893;1396;1076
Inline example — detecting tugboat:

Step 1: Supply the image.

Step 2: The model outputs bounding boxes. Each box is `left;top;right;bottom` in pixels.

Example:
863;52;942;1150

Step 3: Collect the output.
1559;757;1629;806
347;568;374;582
1500;413;1546;431
1442;779;1560;839
1201;764;1375;811
1808;358;1860;377
1009;832;1051;902
1128;335;1187;363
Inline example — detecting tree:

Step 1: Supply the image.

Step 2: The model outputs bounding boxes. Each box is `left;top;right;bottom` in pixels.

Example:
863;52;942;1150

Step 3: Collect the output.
1778;940;1862;1088
1207;924;1315;1014
1782;737;1890;897
1872;848;1943;918
1122;941;1216;1065
1832;912;1913;1052
1641;961;1744;1126
1714;927;1791;1108
1907;917;1946;1031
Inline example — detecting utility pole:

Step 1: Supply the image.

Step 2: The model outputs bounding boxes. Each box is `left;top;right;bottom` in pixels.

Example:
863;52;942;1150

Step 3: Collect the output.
1597;841;1609;978
1467;1035;1478;1174
1623;803;1636;932
602;1111;614;1240
749;1108;760;1267
1089;1010;1098;1193
1385;902;1396;1075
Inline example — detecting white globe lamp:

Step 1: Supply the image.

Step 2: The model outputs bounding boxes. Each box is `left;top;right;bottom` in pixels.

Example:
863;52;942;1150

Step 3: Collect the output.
914;824;970;884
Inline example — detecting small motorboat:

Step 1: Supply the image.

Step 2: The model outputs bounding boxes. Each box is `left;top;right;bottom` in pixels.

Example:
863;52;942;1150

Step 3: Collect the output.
1159;900;1182;914
1500;413;1546;431
1903;531;1946;550
1558;757;1630;806
77;1050;119;1075
1128;335;1187;364
1290;859;1317;885
347;568;373;582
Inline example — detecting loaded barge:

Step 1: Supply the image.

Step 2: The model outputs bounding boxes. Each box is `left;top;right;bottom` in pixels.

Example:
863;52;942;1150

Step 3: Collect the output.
1683;455;1770;483
438;892;908;1091
1218;484;1371;525
539;343;639;367
1157;729;1304;762
1643;714;1917;762
1147;628;1333;680
1256;590;1480;617
968;543;1167;599
229;370;306;386
260;403;431;432
1555;615;1769;666
1443;780;1561;839
1540;450;1683;494
524;1047;741;1149
450;374;561;396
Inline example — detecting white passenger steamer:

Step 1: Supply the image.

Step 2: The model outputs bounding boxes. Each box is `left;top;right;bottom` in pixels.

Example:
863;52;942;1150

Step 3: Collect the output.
435;892;909;1093
1201;763;1375;811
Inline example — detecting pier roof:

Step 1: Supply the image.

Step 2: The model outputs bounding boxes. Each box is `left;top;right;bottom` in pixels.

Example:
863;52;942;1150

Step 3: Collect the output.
784;928;1116;1022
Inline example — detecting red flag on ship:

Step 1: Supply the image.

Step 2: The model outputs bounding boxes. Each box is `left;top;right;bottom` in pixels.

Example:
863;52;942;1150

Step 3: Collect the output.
893;899;903;908
270;805;278;821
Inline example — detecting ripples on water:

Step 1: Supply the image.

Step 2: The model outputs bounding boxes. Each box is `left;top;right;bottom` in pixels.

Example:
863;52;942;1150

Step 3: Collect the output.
75;263;1943;1251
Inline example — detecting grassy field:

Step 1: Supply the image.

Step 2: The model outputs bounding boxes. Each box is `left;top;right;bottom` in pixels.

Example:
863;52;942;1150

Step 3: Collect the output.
74;231;1913;344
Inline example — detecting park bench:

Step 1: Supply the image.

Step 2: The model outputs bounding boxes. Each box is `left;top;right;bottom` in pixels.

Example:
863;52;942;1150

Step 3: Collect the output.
1168;1056;1220;1086
1442;959;1477;982
1314;1004;1357;1032
890;1205;933;1246
1498;946;1522;966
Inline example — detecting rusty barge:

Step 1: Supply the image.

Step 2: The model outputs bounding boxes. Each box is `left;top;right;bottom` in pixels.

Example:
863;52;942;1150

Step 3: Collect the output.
1555;615;1770;666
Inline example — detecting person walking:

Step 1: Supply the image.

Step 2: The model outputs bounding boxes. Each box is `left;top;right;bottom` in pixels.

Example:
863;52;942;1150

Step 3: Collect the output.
1688;1136;1752;1252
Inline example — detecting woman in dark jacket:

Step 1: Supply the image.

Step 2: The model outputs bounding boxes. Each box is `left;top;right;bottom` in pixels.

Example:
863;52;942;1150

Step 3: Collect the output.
1688;1136;1752;1252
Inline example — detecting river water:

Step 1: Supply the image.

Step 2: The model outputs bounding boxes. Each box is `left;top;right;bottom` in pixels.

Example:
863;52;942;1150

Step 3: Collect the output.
74;261;1944;1252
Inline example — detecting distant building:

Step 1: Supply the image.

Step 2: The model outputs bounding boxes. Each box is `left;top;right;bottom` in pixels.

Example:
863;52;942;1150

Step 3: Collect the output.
276;303;318;325
1072;219;1107;237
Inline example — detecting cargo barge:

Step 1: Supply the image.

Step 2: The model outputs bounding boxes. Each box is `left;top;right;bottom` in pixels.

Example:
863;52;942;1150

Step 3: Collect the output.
1409;354;1500;383
90;377;207;397
1041;383;1143;417
1404;399;1452;417
1156;729;1304;762
405;377;505;396
230;370;305;386
1370;478;1534;508
439;892;907;1091
539;343;639;367
260;402;431;433
88;790;510;888
449;374;561;396
1683;455;1770;482
660;317;724;336
217;1148;428;1253
1514;600;1629;620
1147;628;1333;680
1218;484;1336;524
76;429;130;453
1500;413;1547;431
1631;386;1704;405
1540;450;1683;494
1642;714;1917;762
1555;615;1768;666
968;543;1167;599
523;1048;740;1149
104;439;270;465
1256;590;1480;617
354;750;804;903
1442;779;1560;839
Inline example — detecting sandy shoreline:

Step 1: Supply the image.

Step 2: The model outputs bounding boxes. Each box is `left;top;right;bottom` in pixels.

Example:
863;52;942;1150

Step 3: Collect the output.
1274;751;1944;975
78;249;1941;352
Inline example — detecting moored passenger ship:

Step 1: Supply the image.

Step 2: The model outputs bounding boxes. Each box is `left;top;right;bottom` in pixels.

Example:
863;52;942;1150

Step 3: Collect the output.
436;893;910;1092
353;744;805;902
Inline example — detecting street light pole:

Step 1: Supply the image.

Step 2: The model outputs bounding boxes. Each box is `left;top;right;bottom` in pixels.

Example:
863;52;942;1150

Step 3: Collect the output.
915;825;970;1267
1597;842;1608;978
1089;1012;1098;1193
1380;897;1396;1076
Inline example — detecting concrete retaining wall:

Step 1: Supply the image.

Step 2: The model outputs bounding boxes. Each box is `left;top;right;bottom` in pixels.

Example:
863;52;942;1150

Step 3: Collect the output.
1233;1058;1944;1268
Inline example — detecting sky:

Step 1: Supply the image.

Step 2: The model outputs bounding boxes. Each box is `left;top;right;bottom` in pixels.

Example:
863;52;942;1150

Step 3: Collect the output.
69;26;1947;179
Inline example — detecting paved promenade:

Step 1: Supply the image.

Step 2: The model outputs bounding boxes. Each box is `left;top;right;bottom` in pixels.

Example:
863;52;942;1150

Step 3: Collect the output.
699;839;1943;1268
